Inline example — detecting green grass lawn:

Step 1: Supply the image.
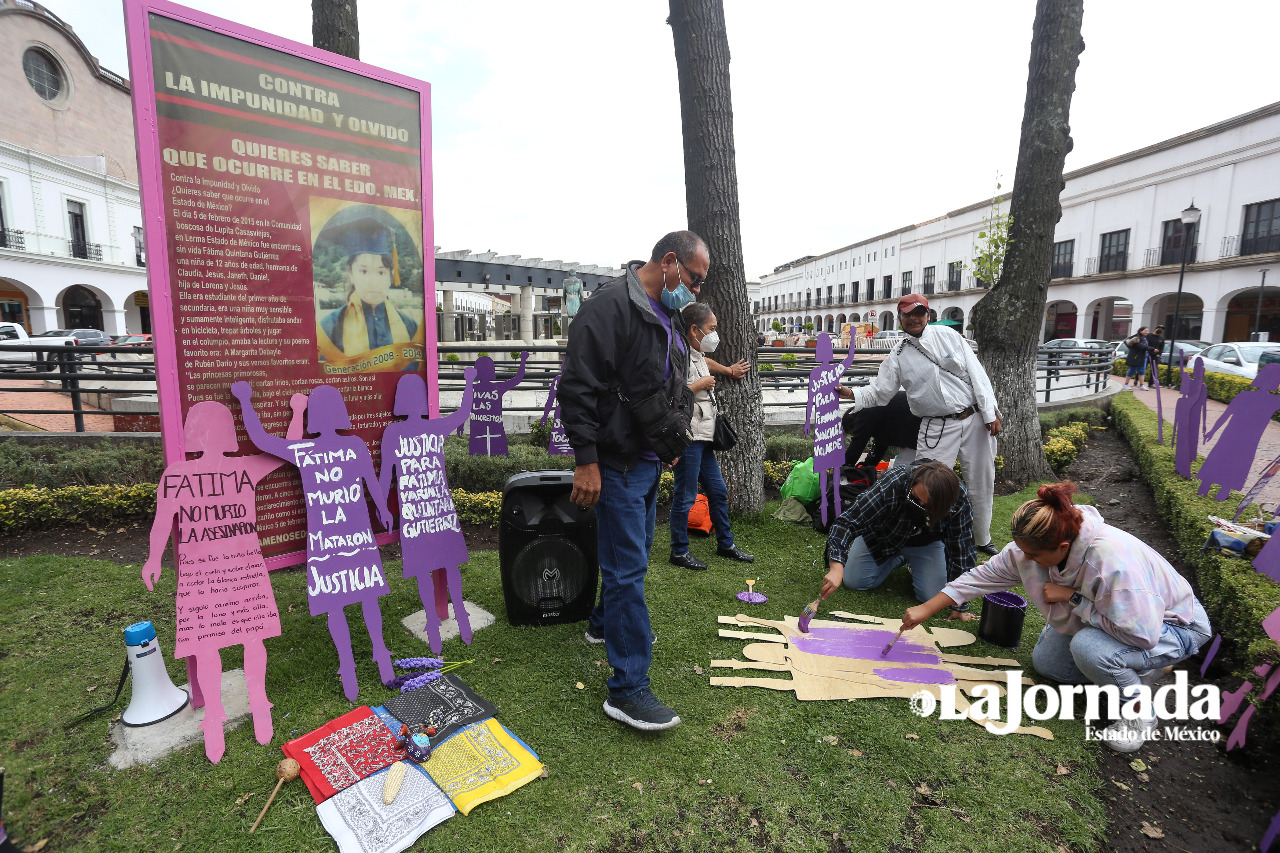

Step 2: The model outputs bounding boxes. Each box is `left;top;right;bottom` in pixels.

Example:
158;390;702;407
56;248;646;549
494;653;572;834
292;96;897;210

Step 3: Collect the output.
0;483;1108;852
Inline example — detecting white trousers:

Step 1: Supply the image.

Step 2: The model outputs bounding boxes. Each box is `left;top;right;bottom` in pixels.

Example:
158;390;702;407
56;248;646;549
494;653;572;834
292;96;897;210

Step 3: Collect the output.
914;414;997;547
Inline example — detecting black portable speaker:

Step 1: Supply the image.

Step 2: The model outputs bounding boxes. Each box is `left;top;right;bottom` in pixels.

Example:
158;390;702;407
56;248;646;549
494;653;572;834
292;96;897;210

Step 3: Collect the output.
499;470;598;626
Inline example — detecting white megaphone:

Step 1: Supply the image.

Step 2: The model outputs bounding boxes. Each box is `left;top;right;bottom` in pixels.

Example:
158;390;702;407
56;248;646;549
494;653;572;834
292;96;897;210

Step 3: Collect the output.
121;621;189;727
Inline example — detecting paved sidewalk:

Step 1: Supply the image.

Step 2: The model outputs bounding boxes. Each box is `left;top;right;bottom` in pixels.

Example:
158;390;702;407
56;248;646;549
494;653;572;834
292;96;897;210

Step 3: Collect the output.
1109;375;1280;511
0;377;114;432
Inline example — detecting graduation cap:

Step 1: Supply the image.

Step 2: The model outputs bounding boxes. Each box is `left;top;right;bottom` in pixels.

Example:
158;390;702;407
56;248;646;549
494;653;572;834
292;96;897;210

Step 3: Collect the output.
320;209;402;288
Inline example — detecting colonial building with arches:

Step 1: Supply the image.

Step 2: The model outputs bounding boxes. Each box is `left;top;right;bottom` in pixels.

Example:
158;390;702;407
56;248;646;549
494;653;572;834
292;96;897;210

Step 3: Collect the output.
0;0;147;337
756;101;1280;346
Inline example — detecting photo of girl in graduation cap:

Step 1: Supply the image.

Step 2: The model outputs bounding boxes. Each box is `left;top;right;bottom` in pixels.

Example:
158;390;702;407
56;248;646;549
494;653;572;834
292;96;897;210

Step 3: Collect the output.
312;202;425;373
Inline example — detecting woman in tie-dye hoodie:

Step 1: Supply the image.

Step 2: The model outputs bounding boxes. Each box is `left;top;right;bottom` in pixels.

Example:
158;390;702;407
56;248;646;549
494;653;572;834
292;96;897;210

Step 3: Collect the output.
902;481;1211;752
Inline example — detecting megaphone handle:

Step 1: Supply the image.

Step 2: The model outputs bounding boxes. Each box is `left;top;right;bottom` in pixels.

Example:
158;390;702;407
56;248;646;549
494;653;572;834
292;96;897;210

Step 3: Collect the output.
64;657;131;729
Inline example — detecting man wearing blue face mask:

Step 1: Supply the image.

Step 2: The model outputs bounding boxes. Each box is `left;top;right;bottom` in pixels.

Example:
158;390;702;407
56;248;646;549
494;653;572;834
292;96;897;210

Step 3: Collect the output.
559;229;707;732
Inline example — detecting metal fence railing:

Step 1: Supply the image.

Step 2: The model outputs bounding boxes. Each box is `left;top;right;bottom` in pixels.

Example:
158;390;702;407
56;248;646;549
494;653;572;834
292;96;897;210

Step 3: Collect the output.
0;345;155;432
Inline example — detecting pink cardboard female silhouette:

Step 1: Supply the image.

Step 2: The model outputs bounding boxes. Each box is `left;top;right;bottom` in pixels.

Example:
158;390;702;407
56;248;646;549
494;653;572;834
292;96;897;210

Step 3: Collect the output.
462;352;529;456
805;333;858;525
1173;356;1209;478
232;381;396;701
1196;363;1280;500
380;368;477;654
540;374;573;456
142;397;305;763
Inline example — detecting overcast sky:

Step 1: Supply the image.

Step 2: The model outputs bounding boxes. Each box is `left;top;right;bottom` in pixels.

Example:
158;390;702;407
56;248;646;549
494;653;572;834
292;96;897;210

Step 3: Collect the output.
52;0;1280;280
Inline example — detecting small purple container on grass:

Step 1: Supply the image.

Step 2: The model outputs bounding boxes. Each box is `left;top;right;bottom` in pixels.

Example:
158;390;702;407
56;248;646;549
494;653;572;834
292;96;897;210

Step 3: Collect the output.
978;590;1027;648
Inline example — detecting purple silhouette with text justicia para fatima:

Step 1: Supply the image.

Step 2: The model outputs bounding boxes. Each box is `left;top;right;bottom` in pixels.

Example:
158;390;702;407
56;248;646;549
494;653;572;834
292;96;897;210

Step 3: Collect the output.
462;351;529;456
1195;363;1280;501
380;368;476;654
805;333;858;525
142;397;304;764
232;381;395;702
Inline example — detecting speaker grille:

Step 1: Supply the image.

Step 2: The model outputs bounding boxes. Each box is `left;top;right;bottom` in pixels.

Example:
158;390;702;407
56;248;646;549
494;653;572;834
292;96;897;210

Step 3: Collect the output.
508;535;589;614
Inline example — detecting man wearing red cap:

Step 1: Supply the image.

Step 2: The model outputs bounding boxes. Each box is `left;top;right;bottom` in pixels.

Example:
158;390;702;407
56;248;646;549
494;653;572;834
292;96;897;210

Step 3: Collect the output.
839;293;1001;563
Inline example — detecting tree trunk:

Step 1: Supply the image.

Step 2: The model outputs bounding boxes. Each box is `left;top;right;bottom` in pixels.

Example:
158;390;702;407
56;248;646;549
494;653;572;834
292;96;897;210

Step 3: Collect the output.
668;0;764;514
971;0;1084;486
312;0;360;60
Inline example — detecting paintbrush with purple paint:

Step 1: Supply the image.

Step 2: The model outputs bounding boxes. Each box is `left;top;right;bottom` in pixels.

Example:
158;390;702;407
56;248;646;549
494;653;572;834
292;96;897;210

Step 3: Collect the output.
881;628;906;656
797;590;832;633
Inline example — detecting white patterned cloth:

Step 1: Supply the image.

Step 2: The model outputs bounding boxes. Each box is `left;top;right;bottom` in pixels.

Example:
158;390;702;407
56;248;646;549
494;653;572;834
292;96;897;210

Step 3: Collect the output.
316;761;454;853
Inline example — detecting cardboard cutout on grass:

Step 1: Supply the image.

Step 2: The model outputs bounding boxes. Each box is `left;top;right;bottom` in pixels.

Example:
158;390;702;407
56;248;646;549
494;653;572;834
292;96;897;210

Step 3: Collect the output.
232;381;395;701
381;369;477;654
1173;356;1209;478
1196;364;1280;500
461;352;529;456
710;612;1053;739
142;397;305;763
805;333;858;525
540;374;573;456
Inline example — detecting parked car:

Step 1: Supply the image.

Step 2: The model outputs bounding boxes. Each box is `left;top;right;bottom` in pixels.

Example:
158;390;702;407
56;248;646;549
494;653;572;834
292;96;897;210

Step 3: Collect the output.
1037;338;1112;367
1191;342;1280;379
0;322;38;369
1114;338;1210;364
111;333;153;347
31;328;111;347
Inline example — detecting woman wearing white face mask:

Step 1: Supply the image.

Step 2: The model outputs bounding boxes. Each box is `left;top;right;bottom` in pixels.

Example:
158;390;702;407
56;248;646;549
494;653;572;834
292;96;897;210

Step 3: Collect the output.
668;302;754;570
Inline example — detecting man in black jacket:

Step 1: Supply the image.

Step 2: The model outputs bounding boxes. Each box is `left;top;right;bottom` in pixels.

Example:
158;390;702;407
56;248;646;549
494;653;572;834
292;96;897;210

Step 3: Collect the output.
1143;325;1166;389
559;230;704;731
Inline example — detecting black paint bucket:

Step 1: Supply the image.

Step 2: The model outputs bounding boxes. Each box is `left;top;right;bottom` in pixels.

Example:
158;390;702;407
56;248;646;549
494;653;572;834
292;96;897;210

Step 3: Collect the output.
978;591;1027;648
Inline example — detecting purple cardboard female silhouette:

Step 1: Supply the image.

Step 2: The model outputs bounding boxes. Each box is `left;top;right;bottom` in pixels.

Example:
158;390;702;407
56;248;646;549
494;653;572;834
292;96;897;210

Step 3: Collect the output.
462;352;529;456
1173;356;1209;477
1196;363;1280;501
805;333;858;525
541;374;573;456
380;368;477;654
232;381;395;701
142;397;304;763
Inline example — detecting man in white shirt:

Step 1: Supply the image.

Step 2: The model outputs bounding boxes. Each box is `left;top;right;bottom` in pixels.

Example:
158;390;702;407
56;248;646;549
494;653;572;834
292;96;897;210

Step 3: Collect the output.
838;294;1002;557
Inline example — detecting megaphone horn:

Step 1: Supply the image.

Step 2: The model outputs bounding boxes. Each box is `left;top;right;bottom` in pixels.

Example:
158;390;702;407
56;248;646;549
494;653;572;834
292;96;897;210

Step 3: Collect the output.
121;621;189;727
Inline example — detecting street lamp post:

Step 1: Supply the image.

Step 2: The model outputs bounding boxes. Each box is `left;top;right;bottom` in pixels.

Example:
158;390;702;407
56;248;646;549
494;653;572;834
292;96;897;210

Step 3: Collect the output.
1166;201;1201;376
1254;268;1270;342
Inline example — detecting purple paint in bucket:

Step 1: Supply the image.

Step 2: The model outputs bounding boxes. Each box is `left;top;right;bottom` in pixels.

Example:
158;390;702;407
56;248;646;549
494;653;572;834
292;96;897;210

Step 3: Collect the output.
978;590;1027;648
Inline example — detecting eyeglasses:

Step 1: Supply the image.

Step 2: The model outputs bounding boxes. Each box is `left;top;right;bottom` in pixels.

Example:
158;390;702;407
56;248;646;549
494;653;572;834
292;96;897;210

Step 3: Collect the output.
676;258;706;290
906;490;928;514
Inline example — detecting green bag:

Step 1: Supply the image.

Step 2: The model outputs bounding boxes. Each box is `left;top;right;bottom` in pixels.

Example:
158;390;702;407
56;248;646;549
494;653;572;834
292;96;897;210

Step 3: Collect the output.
780;457;820;507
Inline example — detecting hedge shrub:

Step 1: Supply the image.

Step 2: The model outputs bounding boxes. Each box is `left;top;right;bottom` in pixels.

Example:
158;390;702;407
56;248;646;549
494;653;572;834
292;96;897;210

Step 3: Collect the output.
765;434;813;463
1110;393;1279;678
1038;407;1108;435
0;439;165;489
443;435;574;492
0;484;156;535
1043;422;1091;473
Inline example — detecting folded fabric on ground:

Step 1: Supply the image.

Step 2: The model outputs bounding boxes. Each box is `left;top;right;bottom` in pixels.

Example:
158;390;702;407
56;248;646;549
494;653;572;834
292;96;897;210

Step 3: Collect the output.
283;706;405;803
420;718;543;815
316;760;454;853
383;674;498;742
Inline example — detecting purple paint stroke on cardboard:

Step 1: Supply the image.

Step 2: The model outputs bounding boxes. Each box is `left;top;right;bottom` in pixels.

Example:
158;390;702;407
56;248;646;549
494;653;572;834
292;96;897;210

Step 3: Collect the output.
1217;678;1254;726
1199;634;1223;678
234;382;395;702
1197;363;1280;501
873;667;956;685
1227;703;1256;751
463;353;529;456
541;374;573;456
1260;664;1280;703
1173;357;1209;478
381;370;475;654
790;625;942;666
804;333;858;525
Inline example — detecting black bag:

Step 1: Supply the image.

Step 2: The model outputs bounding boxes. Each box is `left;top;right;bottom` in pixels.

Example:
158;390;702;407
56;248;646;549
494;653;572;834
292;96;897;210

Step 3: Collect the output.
708;388;738;452
811;466;876;535
620;386;693;465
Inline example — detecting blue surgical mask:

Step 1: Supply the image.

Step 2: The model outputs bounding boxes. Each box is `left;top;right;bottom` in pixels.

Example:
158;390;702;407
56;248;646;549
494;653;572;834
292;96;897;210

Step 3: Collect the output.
661;283;694;311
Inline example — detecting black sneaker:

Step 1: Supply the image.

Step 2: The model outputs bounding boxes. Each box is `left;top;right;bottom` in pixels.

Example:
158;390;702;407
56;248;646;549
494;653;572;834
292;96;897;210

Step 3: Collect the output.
976;542;999;557
585;625;657;646
669;551;708;571
604;689;681;731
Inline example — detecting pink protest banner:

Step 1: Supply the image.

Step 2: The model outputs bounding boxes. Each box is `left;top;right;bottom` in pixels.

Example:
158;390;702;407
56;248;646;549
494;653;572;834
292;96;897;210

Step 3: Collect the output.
124;0;436;568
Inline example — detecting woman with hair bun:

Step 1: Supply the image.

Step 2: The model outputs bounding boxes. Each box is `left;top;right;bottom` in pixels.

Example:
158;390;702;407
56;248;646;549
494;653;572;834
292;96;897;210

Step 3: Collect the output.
901;481;1211;752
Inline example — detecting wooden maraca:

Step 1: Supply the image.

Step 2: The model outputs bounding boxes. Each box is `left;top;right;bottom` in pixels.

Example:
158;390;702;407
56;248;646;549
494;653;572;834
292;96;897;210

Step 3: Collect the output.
249;758;301;833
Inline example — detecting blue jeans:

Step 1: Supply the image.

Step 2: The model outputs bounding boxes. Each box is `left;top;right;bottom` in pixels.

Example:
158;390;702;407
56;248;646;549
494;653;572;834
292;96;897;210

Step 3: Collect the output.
588;460;661;698
669;440;734;555
1031;601;1212;692
839;536;948;603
